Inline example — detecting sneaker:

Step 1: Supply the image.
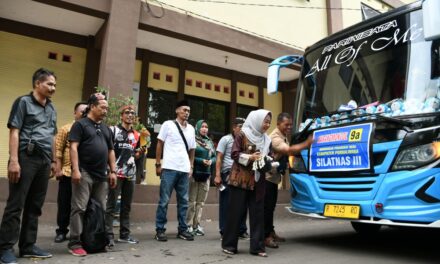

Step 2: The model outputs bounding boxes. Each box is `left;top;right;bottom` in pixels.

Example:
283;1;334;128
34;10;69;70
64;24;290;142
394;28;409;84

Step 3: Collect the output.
187;226;194;235
107;238;115;249
177;230;194;241
194;225;205;236
0;249;17;264
69;247;87;257
155;230;168;242
54;233;67;243
239;232;250;240
118;236;139;244
19;246;52;258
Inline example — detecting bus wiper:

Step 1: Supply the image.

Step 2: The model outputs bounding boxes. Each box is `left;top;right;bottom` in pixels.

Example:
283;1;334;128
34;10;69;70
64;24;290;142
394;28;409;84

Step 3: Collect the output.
353;112;414;131
375;114;414;127
291;118;315;144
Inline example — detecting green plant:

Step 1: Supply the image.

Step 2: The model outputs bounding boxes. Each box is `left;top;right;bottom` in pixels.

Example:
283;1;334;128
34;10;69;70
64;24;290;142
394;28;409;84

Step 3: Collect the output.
95;86;145;130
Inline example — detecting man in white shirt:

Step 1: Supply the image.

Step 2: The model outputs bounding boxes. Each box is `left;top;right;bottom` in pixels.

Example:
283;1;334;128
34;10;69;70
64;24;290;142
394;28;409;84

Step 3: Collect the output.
154;100;196;242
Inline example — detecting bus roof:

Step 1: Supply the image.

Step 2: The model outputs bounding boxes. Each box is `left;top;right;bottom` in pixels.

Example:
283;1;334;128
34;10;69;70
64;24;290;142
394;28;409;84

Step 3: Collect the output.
305;1;422;55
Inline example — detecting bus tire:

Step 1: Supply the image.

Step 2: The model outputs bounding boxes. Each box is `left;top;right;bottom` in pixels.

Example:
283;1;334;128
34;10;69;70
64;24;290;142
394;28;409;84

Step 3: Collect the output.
351;222;381;234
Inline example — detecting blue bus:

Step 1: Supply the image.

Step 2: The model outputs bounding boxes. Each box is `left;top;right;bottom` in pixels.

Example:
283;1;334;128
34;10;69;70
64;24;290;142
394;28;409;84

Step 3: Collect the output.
268;0;440;232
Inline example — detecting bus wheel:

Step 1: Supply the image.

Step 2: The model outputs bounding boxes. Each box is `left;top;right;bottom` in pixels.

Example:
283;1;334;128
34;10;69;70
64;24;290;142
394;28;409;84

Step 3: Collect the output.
351;222;381;234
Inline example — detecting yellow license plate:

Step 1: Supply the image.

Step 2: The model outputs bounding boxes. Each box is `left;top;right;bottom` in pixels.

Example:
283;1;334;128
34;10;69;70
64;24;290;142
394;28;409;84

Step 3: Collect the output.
324;204;360;219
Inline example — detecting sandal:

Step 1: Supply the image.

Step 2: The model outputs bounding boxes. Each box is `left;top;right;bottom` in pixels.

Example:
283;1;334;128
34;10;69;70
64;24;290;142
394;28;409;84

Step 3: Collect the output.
251;252;268;257
265;237;279;248
222;249;236;255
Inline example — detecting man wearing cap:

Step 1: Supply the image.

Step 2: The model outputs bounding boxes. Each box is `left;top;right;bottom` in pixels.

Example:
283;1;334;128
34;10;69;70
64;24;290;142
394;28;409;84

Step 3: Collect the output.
214;117;249;240
0;68;57;264
154;100;196;242
53;101;87;244
68;93;117;256
105;105;144;247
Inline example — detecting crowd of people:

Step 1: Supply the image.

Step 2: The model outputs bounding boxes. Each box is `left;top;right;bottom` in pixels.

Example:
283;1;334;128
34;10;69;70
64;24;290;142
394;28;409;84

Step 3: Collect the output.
0;68;313;264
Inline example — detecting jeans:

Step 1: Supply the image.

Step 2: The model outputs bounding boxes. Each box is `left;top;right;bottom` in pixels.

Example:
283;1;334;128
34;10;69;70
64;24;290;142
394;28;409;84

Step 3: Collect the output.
219;171;247;235
56;176;72;236
105;177;135;239
155;169;189;232
0;151;50;252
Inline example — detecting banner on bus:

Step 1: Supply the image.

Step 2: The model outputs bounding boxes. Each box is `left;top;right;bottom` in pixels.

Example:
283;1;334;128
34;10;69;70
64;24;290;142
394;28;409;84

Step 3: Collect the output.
309;123;373;172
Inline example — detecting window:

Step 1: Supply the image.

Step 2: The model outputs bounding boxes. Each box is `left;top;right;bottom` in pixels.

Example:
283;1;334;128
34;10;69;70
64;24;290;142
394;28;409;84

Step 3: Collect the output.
187;96;228;143
146;89;177;158
237;104;257;119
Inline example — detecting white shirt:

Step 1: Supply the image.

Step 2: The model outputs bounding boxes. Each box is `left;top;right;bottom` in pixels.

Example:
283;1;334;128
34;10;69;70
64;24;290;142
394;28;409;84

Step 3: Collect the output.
158;120;196;173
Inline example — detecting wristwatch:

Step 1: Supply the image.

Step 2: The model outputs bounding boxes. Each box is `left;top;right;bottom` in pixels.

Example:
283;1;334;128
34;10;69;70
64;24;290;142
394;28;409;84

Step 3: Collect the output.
110;170;116;174
155;163;161;168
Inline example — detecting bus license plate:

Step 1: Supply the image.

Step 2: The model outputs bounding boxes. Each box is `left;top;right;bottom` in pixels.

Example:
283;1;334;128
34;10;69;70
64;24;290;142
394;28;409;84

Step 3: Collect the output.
324;204;360;219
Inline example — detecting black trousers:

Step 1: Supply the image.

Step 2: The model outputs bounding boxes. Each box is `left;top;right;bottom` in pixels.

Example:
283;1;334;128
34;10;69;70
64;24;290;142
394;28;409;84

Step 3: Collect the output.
105;177;135;239
222;186;265;254
0;151;50;251
264;180;278;238
56;176;72;236
219;171;247;235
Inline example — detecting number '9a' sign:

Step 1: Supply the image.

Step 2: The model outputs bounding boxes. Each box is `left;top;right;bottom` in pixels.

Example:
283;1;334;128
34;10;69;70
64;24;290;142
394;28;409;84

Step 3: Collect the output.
309;123;373;172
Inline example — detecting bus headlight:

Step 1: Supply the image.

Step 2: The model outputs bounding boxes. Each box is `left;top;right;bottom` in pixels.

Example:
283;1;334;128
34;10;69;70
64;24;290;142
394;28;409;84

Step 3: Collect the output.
392;142;440;170
289;155;307;173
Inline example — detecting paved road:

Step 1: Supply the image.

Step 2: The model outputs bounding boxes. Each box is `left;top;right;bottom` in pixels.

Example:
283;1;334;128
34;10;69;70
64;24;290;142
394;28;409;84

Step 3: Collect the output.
12;214;440;264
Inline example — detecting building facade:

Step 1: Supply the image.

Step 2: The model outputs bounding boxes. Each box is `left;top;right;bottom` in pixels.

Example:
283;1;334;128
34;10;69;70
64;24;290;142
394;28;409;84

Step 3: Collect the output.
0;0;412;185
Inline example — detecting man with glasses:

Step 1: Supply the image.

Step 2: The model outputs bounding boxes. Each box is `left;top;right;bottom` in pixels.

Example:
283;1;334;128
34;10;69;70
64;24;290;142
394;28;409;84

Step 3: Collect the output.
105;105;145;247
68;93;117;256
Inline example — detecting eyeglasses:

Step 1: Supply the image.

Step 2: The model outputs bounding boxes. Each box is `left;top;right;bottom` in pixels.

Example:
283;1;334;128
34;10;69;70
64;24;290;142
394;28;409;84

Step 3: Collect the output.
124;111;136;115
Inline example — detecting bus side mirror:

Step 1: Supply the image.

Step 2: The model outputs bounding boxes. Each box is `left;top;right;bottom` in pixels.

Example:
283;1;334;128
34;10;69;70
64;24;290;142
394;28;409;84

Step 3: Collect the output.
267;55;303;95
423;0;440;41
267;64;281;94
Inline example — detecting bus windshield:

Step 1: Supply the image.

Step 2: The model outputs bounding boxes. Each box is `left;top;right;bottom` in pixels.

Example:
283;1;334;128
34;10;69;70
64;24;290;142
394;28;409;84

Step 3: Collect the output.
298;8;440;123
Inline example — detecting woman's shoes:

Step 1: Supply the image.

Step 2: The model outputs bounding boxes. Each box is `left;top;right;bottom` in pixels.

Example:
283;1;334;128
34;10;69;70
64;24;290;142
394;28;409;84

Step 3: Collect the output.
251;252;268;257
222;249;236;255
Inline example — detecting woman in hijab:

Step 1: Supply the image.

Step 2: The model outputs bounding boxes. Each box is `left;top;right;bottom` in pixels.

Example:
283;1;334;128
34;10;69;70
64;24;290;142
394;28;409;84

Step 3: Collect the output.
187;120;216;236
222;109;272;257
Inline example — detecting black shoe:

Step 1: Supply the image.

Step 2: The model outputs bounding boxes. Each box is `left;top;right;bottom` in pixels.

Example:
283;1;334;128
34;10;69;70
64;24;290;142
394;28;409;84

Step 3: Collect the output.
118;236;139;244
0;249;17;264
155;231;168;242
107;238;115;250
177;230;194;241
239;232;250;240
54;233;67;243
19;246;52;258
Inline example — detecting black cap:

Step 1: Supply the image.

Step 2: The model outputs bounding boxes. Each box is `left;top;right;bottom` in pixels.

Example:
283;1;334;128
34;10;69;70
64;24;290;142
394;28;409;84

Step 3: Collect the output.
176;99;189;109
233;117;245;125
